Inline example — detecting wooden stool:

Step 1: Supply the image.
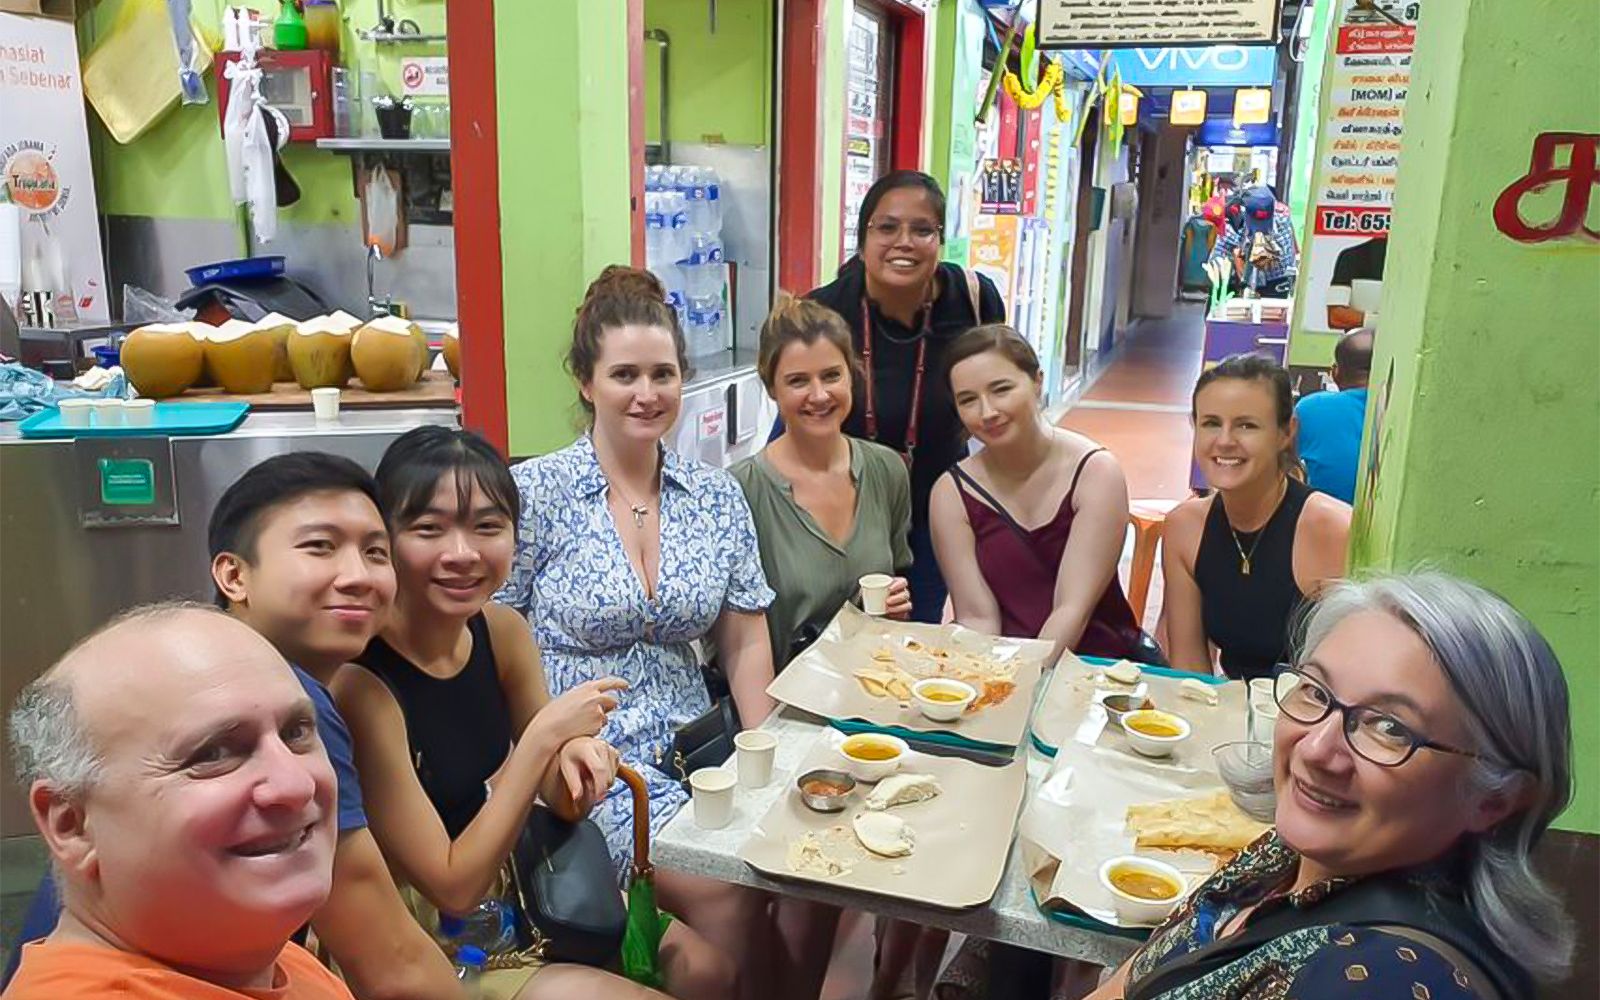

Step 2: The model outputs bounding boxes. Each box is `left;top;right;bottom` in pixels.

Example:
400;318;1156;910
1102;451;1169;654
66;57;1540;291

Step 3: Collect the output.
1127;499;1181;626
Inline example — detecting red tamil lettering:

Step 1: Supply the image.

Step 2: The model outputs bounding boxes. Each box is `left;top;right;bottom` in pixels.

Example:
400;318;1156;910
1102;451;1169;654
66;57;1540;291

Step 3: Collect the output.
1492;132;1600;244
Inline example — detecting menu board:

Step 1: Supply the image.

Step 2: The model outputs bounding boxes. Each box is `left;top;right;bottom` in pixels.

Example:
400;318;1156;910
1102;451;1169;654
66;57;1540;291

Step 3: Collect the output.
1290;0;1419;345
1036;0;1280;49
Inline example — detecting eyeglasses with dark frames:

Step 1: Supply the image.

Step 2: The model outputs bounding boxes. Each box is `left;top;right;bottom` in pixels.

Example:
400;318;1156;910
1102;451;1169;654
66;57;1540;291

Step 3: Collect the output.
1273;668;1481;768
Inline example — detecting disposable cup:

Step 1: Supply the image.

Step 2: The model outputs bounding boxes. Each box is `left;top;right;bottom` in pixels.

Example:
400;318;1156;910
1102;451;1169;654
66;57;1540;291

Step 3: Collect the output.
91;398;124;427
123;398;155;427
57;398;93;428
734;730;777;789
1248;678;1280;743
311;387;341;422
859;573;892;616
689;767;736;829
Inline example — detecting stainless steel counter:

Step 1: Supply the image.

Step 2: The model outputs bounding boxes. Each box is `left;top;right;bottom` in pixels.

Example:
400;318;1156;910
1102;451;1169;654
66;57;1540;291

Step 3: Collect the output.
0;408;457;837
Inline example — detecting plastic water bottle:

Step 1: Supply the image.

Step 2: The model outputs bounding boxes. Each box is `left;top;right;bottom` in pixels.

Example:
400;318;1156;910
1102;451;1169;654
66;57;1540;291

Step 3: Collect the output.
438;900;517;954
644;193;667;272
700;166;723;233
453;944;487;996
666;192;691;267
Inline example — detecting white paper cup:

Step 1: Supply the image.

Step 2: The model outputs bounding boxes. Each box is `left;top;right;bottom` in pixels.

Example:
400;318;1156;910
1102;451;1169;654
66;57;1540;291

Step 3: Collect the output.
859;573;892;616
123;398;155;427
1324;285;1352;307
311;387;341;422
689;767;736;829
1248;678;1280;743
734;730;777;789
57;398;93;428
91;398;124;427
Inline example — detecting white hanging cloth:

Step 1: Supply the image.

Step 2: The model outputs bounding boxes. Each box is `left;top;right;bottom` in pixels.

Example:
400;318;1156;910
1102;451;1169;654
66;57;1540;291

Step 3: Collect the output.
222;38;282;244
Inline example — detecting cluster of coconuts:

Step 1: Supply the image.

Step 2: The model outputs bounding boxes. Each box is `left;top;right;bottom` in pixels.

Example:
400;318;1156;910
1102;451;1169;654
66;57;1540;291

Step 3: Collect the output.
121;312;459;399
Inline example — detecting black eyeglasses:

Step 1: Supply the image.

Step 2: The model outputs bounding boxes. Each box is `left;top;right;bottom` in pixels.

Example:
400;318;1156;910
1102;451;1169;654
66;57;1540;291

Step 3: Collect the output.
1273;669;1480;768
864;219;942;244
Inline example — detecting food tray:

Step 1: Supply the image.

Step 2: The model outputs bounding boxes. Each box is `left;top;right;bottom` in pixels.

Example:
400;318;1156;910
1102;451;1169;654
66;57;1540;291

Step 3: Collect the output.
766;605;1053;751
18;402;250;439
740;730;1029;909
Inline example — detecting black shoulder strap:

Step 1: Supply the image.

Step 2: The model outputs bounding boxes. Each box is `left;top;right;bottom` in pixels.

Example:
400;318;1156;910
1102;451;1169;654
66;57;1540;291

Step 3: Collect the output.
1126;877;1528;1000
1064;447;1106;503
950;465;1050;573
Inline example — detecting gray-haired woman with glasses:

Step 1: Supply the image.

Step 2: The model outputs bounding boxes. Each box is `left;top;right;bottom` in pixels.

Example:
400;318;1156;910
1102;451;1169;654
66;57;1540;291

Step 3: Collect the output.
1083;572;1574;1000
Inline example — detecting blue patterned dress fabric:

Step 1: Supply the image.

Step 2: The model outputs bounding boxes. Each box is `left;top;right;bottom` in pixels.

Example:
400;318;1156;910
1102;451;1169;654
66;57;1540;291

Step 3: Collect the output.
1126;832;1497;999
496;435;774;872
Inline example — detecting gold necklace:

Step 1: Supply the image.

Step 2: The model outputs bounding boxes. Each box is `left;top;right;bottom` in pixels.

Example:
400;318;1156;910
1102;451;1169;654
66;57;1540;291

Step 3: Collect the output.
1227;479;1287;576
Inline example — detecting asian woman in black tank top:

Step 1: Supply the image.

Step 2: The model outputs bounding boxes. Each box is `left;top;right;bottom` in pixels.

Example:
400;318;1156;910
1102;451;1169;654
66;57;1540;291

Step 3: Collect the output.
332;426;734;999
1161;356;1352;680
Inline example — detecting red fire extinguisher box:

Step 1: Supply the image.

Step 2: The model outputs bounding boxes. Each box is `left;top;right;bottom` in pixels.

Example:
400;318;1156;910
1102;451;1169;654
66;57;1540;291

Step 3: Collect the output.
215;48;333;143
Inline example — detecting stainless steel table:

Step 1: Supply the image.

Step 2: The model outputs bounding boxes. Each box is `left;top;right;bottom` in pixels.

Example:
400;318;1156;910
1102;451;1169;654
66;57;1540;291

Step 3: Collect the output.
651;708;1140;968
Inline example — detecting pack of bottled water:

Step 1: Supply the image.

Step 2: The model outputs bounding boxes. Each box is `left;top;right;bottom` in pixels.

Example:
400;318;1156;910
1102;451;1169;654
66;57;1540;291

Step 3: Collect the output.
645;163;727;358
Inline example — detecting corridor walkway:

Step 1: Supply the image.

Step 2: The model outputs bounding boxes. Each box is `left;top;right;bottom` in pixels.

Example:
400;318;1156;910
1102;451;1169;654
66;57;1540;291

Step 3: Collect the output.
1058;302;1206;501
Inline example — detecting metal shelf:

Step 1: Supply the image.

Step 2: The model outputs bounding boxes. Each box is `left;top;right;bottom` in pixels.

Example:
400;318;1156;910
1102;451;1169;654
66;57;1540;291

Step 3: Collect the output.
316;138;449;153
360;30;448;43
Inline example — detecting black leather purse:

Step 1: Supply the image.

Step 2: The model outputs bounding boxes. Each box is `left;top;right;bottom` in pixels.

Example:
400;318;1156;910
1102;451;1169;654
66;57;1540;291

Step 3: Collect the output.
505;806;627;967
656;695;740;786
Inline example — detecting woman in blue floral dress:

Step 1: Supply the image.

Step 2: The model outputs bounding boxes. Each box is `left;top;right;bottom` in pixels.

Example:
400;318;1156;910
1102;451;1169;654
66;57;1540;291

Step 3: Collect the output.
496;266;777;998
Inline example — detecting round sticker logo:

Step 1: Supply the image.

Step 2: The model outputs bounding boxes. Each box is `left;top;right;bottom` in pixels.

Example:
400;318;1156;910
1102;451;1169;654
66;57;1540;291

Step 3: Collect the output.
4;149;61;213
402;63;425;91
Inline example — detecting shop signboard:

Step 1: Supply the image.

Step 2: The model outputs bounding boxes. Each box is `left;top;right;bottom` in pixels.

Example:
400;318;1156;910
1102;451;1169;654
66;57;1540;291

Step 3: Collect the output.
1197;117;1280;147
1036;0;1280;49
1290;0;1419;360
0;12;110;324
1097;45;1277;88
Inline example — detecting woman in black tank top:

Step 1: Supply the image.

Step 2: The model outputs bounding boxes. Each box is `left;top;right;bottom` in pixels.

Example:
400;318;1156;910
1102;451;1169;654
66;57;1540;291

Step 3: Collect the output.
333;427;732;997
1163;356;1351;680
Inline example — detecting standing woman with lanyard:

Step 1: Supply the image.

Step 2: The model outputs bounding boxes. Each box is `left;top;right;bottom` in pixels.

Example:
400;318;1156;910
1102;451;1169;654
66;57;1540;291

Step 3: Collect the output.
807;170;1006;624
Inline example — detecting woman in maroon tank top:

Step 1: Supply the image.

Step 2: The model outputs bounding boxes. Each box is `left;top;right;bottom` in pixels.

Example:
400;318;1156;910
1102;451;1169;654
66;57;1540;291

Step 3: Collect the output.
929;325;1142;662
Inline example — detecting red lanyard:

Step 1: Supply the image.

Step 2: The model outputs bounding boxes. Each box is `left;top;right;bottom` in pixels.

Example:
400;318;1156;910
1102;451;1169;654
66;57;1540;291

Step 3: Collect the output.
859;295;931;466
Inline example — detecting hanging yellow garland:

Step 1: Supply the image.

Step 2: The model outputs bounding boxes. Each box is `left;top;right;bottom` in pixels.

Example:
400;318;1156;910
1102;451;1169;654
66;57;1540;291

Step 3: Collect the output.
1002;58;1070;121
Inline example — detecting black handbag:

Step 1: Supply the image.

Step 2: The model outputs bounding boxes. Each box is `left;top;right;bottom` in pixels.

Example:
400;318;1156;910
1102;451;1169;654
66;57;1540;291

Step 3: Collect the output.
656;695;741;786
505;806;628;967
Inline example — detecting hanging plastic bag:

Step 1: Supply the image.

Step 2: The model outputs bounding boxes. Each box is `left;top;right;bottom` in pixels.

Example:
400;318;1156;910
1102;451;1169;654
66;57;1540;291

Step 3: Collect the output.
364;168;399;258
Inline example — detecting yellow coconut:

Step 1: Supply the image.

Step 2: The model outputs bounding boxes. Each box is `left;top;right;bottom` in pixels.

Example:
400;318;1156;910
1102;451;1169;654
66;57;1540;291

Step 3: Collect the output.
441;322;460;379
288;318;354;389
253;312;299;382
205;320;278;394
122;323;205;399
188;322;220;386
326;310;364;332
351;315;424;392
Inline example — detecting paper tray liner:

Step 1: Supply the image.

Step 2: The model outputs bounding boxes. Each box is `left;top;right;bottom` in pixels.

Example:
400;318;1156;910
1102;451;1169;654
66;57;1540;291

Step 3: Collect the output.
1018;655;1262;929
766;604;1052;749
739;730;1029;910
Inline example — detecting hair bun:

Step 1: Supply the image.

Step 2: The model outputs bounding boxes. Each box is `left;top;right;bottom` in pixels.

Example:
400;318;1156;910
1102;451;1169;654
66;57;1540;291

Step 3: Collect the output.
582;265;666;308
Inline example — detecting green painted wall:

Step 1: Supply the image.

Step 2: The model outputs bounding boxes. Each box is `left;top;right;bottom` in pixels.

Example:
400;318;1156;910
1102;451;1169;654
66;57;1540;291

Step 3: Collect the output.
494;0;632;456
642;0;772;147
1349;0;1600;833
79;0;444;229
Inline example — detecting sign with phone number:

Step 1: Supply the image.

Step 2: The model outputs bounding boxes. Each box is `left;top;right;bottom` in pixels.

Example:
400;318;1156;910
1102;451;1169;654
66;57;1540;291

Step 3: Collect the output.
1314;206;1391;236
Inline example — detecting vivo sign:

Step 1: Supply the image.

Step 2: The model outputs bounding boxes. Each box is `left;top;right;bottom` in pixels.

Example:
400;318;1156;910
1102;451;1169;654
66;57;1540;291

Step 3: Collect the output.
1103;46;1278;88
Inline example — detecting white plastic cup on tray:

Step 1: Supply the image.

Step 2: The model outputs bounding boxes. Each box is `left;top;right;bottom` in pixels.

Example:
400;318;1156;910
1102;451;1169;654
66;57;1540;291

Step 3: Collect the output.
123;398;155;427
311;386;341;422
1247;678;1280;743
734;730;777;789
859;573;892;616
689;766;736;829
91;398;124;427
57;398;93;428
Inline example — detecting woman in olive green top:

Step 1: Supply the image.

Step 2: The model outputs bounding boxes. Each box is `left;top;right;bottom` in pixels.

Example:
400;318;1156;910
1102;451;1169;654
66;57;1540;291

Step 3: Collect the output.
732;296;913;667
